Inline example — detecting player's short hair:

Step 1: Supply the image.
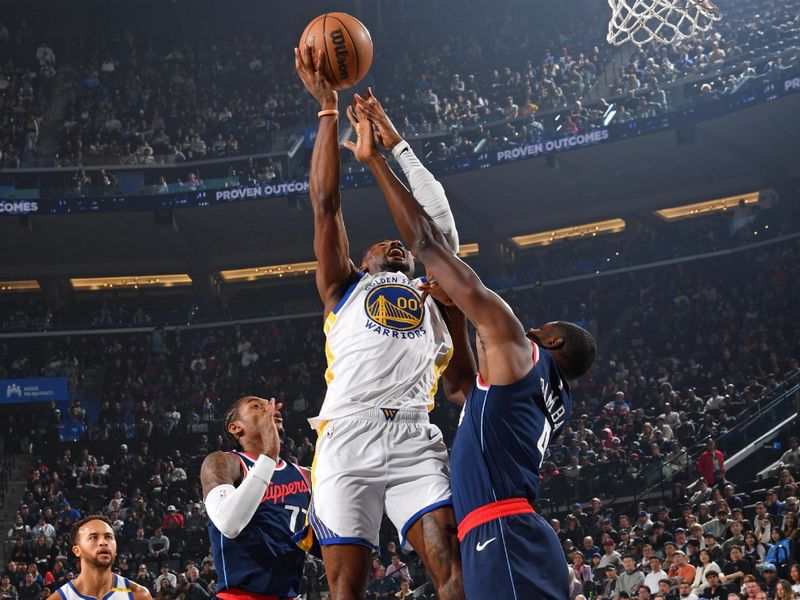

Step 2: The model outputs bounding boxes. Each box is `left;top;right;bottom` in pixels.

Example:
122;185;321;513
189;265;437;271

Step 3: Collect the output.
223;396;250;449
70;515;114;545
552;321;597;379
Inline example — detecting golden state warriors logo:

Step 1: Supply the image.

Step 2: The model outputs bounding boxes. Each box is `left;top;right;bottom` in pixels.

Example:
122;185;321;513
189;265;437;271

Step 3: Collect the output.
365;284;424;332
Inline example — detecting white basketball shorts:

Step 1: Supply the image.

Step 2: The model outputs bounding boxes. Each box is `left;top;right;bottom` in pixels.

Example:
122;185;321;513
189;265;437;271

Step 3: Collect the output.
307;407;452;552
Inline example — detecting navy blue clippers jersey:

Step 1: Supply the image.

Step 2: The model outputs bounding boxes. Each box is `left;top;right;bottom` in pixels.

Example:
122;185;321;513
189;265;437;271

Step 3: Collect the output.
451;344;571;521
208;451;311;596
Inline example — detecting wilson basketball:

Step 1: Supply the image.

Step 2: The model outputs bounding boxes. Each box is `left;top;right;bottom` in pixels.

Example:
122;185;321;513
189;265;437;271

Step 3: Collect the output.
299;12;373;90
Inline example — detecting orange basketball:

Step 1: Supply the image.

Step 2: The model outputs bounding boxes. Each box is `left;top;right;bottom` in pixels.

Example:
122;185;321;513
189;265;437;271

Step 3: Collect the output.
299;12;373;90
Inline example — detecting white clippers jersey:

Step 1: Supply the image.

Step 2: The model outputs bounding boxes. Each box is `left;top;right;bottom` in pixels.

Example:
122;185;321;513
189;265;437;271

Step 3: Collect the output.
57;575;133;600
309;271;453;429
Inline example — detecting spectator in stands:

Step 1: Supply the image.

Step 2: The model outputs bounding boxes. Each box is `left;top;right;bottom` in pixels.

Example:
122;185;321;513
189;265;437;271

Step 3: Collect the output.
759;563;778;597
601;564;619;598
385;555;412;586
10;538;32;565
148;528;170;567
645;556;668;593
182;565;209;600
0;575;16;600
618;555;646;595
599;539;622;570
161;506;184;530
8;515;31;539
16;575;38;600
58;501;80;524
154;565;176;593
131;566;152;593
394;578;413;598
698;439;726;486
678;580;699;600
572;550;593;588
721;545;753;588
129;528;149;564
367;566;398;599
669;551;695;586
155;579;176;600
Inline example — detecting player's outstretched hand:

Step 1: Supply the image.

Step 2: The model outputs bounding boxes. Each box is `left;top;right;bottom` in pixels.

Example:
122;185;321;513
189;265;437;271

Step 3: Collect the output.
418;277;455;306
259;398;282;461
355;88;403;150
343;99;380;164
294;45;337;111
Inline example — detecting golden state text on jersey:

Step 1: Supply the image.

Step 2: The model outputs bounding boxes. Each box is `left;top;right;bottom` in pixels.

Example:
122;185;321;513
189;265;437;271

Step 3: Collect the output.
309;271;453;428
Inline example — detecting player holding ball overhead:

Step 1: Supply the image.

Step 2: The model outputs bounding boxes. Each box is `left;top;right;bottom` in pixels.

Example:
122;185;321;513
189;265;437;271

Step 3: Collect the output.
292;21;471;600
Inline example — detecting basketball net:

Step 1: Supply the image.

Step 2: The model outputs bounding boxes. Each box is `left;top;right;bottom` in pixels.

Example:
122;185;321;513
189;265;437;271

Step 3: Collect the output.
607;0;722;46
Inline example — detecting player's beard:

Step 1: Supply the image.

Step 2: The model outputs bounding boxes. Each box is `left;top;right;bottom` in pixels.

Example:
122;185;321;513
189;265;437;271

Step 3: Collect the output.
84;552;114;569
380;259;411;275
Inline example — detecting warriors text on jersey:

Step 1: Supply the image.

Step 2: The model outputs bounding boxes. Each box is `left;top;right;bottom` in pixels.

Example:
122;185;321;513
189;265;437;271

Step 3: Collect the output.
57;575;132;600
309;271;453;429
208;450;311;597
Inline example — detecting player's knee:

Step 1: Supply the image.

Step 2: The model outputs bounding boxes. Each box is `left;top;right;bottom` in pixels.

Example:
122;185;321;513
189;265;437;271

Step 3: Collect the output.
435;570;465;600
331;580;367;600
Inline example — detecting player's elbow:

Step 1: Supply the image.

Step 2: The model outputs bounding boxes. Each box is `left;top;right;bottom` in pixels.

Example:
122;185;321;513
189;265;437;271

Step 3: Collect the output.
310;194;340;215
212;512;243;539
415;225;447;259
442;379;466;406
218;520;243;539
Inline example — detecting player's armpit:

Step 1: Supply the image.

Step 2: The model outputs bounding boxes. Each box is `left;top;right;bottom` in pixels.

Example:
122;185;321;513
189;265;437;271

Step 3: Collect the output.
200;451;241;498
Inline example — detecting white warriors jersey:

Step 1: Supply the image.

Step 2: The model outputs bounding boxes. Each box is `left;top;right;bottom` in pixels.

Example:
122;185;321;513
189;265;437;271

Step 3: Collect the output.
57;574;133;600
309;271;453;429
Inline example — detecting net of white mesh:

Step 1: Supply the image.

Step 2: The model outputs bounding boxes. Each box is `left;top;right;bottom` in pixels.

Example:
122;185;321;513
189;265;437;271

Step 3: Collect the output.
607;0;723;46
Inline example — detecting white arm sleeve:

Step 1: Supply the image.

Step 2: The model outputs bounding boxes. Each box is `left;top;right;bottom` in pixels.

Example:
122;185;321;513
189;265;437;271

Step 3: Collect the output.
203;454;276;539
391;140;459;253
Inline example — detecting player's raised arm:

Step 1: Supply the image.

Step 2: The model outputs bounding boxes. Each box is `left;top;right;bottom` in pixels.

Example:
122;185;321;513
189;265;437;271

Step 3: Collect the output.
361;89;460;253
346;101;531;386
295;45;359;318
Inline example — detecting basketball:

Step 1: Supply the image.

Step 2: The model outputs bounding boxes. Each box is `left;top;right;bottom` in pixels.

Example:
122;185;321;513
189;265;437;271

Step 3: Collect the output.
299;12;373;90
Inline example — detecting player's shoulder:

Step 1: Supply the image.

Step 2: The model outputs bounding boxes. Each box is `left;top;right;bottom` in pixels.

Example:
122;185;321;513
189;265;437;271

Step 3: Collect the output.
201;450;239;470
200;450;242;492
46;587;65;600
128;580;153;600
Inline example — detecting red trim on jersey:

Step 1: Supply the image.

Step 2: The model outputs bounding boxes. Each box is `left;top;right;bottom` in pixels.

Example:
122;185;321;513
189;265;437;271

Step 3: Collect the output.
531;339;540;367
476;373;490;390
293;464;312;489
230;451;249;475
238;451;285;470
217;589;294;600
457;498;535;542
